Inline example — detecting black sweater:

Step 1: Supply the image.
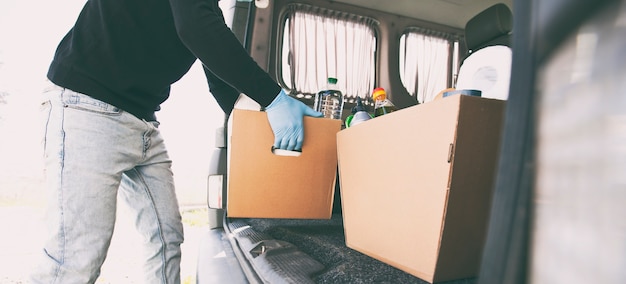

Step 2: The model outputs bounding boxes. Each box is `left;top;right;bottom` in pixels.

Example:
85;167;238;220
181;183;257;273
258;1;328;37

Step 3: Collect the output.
47;0;279;120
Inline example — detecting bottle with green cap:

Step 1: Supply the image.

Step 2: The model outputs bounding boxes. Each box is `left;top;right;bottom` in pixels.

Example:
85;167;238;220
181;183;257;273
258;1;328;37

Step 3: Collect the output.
314;77;344;120
372;87;396;117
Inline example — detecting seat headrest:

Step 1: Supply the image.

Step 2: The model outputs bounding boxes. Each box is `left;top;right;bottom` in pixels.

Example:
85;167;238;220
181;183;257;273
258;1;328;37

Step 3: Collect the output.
465;3;513;52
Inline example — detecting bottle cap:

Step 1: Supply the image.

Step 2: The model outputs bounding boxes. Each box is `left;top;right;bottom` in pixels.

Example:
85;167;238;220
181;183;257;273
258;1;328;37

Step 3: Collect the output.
328;77;338;84
353;96;367;112
372;87;386;100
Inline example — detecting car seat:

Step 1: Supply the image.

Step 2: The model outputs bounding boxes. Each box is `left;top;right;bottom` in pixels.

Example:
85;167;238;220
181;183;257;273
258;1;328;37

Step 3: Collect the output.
455;3;513;100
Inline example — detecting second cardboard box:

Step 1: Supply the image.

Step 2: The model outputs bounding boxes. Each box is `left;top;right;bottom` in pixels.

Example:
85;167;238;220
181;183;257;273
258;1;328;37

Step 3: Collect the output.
337;95;506;283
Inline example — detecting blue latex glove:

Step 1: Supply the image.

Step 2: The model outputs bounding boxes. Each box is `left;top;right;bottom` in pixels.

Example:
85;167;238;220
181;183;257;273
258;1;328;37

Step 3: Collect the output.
265;89;323;151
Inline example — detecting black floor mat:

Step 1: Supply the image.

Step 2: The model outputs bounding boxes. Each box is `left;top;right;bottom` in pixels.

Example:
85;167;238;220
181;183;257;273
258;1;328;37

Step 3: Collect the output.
241;214;476;284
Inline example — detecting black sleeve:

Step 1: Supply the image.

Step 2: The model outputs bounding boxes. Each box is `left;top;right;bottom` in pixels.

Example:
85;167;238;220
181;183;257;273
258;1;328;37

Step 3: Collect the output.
168;0;280;108
203;65;239;116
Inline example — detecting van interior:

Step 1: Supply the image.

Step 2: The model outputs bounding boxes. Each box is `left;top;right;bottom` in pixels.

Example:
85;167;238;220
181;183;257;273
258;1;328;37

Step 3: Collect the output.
199;0;626;283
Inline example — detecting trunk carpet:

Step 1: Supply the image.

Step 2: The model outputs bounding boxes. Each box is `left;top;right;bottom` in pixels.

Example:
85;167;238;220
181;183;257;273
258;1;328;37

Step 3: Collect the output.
241;214;476;284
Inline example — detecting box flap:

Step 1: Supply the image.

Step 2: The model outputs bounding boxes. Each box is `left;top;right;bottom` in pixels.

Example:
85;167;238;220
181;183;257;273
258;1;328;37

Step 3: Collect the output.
434;96;506;281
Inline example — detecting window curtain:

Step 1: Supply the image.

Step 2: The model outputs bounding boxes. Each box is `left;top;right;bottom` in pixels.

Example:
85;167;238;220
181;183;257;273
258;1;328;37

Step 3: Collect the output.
285;4;377;99
400;29;452;103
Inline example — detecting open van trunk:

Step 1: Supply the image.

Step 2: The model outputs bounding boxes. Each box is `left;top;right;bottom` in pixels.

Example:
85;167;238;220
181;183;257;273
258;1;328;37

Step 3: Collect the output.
199;0;626;283
200;0;505;283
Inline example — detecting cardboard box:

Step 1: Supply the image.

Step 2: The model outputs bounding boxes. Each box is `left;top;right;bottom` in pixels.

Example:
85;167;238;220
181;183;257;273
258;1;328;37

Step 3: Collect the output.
227;109;342;219
337;95;505;283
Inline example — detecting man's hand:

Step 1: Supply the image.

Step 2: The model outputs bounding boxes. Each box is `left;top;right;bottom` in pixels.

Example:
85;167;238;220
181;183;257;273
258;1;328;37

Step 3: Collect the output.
265;89;323;151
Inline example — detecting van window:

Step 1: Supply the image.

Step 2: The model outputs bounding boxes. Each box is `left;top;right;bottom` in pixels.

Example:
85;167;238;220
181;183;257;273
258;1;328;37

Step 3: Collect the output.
399;28;458;103
280;4;377;101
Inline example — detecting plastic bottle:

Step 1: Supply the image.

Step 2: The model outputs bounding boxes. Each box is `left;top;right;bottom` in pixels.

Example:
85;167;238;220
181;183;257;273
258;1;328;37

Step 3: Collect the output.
314;77;344;120
345;96;372;127
372;87;397;117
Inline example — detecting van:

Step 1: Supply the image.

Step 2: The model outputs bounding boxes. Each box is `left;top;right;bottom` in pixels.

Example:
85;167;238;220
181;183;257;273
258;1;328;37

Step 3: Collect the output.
200;0;626;283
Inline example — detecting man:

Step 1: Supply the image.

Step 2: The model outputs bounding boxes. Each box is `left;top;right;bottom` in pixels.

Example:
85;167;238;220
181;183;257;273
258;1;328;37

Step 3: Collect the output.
31;0;321;283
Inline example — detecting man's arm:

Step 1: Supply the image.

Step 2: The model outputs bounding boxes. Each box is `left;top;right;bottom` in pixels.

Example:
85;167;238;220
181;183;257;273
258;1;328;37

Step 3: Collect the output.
168;0;322;150
168;0;278;107
202;66;240;116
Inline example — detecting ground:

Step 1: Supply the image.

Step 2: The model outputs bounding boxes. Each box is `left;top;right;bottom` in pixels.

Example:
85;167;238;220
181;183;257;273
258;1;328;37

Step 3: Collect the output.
0;204;208;284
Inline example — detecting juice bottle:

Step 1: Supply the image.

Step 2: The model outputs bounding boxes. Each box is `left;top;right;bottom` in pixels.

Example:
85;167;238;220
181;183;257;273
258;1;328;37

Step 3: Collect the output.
372;87;396;117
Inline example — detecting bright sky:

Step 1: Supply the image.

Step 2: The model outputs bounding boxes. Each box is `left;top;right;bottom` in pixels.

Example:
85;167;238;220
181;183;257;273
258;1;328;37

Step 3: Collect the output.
0;0;84;94
0;0;224;205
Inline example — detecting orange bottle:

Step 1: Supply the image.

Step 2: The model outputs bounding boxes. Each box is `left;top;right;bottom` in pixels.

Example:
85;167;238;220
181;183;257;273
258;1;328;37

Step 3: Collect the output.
372;87;396;117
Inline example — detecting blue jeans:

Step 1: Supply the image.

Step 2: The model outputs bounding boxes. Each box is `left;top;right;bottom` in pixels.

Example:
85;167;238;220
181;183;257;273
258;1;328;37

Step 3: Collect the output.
31;85;184;284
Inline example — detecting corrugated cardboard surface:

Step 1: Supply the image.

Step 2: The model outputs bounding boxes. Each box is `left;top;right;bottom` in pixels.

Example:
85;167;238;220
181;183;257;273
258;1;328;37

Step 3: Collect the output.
434;96;506;281
337;95;505;283
227;109;341;219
